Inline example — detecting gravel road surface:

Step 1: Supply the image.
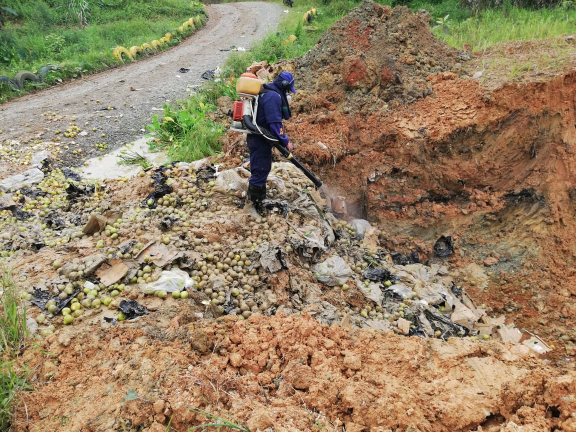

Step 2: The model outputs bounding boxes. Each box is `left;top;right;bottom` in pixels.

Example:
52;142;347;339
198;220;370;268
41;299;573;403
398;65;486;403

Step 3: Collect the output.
0;2;283;175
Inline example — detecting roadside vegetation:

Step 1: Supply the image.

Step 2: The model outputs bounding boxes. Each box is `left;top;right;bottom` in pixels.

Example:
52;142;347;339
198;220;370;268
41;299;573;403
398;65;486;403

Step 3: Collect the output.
0;268;29;431
0;0;206;102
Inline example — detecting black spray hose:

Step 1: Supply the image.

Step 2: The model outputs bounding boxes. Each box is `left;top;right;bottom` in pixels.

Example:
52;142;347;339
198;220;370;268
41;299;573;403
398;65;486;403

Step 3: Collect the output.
243;115;323;189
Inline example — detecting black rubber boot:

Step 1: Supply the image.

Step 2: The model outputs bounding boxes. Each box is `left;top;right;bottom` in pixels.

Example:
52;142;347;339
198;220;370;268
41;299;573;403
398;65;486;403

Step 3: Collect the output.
247;183;266;213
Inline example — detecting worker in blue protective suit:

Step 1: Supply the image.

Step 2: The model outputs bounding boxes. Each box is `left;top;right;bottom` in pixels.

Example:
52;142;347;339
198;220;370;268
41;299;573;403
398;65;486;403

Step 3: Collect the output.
247;71;296;209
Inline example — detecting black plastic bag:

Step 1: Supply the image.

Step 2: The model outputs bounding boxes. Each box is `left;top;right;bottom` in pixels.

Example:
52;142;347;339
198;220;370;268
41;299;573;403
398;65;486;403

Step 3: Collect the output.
62;168;82;182
391;251;420;265
151;166;170;186
201;69;216;80
434;236;454;257
32;287;80;315
66;183;95;201
140;184;173;208
362;268;392;282
118;299;149;320
7;206;32;221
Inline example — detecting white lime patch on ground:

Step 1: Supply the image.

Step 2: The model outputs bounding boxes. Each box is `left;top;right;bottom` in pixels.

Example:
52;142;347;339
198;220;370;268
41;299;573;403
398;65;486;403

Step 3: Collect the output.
79;136;168;180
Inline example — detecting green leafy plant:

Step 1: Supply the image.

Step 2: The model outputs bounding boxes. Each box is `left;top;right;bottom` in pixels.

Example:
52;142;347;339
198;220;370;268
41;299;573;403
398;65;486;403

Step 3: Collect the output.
0;269;29;431
45;33;66;55
433;14;452;34
117;150;152;169
147;103;224;162
0;361;28;431
189;408;250;431
0;268;27;356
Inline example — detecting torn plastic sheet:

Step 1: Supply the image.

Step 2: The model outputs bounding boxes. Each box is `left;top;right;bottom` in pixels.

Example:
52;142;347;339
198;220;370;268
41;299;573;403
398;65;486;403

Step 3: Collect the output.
43;211;66;230
20;187;48;198
140;184;173;208
213;167;249;198
383;284;414;301
358;282;383;303
31;287;81;315
305;301;340;325
313;256;352;287
348;219;372;239
260;200;290;217
391;251;420;265
142;270;194;294
252;244;287;273
201;69;216;80
434;235;455;257
196;164;218;188
118;299;149;320
2;206;33;221
150;166;169;186
159;216;180;232
424;308;469;338
62;168;82;182
363;268;393;282
66;182;95;201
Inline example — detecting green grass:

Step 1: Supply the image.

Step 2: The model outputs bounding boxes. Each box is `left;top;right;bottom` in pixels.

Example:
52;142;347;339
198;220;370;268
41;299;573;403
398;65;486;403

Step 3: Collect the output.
189;408;250;431
0;0;206;102
0;268;29;431
0;268;27;355
430;5;576;51
0;361;28;431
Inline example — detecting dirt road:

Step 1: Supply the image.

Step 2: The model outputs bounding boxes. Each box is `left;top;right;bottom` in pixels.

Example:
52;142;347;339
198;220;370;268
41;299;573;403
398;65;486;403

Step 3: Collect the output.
0;2;283;173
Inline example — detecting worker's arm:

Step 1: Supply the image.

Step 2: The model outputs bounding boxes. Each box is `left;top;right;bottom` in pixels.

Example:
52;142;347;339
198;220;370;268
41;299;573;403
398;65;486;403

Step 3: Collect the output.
263;93;294;151
269;122;290;147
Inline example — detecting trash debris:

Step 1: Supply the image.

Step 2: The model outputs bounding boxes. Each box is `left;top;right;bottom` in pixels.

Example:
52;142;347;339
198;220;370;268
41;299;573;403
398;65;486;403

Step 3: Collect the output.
252;244;287;273
140;184;173;208
82;211;122;234
390;251;420;265
434;235;455;257
96;259;133;287
177;68;190;73
201;69;216;80
313;256;352;286
143;270;194;294
62;168;82;182
348;219;372;239
362;268;392;282
118;299;149;320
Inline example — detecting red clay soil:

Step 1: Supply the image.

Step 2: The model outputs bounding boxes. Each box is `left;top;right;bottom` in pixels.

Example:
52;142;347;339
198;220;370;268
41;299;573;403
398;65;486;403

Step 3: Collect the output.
14;310;576;432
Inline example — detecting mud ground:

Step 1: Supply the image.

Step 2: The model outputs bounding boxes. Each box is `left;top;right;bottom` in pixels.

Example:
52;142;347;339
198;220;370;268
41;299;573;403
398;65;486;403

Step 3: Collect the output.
5;1;576;431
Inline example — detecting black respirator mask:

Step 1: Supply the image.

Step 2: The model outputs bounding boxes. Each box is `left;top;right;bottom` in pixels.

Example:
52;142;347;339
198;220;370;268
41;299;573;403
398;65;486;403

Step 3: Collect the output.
281;78;294;103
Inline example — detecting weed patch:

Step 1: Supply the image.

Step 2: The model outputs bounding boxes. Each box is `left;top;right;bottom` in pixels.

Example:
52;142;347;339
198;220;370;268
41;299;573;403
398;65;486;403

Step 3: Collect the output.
0;269;29;431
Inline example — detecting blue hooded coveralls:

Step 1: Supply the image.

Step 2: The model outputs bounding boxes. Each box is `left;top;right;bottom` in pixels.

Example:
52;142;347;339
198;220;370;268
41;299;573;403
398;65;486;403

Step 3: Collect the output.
247;72;295;188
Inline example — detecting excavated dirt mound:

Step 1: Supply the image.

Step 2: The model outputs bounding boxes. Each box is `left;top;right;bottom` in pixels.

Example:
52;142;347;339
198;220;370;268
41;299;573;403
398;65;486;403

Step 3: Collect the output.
292;1;467;113
15;311;576;432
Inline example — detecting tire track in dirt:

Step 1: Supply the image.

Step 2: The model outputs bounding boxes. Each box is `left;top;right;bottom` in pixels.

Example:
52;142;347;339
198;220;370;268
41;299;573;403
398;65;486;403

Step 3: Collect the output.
0;2;283;170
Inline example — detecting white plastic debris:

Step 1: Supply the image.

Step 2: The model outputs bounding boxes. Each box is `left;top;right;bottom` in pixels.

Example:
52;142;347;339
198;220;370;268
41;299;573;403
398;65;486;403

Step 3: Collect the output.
142;270;195;294
313;256;352;286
